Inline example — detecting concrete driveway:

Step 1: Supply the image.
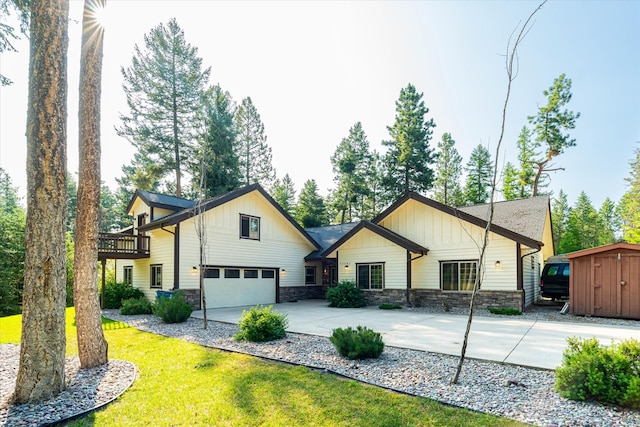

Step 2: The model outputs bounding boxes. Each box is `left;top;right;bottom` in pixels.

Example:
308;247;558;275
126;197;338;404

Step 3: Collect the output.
191;299;640;370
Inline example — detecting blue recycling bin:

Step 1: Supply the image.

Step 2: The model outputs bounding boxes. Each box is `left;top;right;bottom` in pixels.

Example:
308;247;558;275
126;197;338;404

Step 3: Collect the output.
156;290;173;300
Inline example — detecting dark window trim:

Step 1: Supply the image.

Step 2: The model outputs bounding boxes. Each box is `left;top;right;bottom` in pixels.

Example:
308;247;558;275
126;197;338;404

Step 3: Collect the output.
244;269;259;279
224;268;241;279
123;266;133;285
262;269;275;279
356;262;385;291
150;264;162;289
204;268;220;279
305;266;317;285
439;260;479;292
239;214;261;240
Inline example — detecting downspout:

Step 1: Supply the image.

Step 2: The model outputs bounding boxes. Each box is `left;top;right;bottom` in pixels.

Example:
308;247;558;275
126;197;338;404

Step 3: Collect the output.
519;244;542;310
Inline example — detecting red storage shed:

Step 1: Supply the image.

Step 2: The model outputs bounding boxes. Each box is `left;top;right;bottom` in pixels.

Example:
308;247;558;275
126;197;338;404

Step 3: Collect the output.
567;242;640;320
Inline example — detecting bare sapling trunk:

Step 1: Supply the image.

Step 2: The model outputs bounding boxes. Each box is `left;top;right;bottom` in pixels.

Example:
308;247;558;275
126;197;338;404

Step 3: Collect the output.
452;0;547;384
74;0;109;368
14;0;70;404
195;145;208;328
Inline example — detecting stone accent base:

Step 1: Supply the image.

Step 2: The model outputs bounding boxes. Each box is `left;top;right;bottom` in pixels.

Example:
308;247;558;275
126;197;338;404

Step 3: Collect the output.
279;286;324;302
362;289;409;306
409;289;524;311
179;289;202;310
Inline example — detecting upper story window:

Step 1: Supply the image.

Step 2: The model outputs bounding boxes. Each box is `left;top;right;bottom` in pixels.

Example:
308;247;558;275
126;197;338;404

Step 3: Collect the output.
240;214;260;240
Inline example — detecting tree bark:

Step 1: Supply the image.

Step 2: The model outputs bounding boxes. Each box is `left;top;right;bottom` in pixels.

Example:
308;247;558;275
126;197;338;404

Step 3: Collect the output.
74;0;108;368
14;0;69;404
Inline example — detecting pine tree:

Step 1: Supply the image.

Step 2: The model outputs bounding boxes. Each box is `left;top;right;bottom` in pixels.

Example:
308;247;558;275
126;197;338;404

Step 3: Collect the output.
382;84;436;202
0;168;25;316
528;74;580;196
597;198;620;246
194;85;240;197
502;162;520;201
361;150;384;220
295;180;328;228
330;122;372;223
551;189;570;253
0;0;30;86
559;192;599;253
117;18;210;197
236;97;276;188
432;133;463;206
463;144;493;205
619;147;640;243
271;174;296;216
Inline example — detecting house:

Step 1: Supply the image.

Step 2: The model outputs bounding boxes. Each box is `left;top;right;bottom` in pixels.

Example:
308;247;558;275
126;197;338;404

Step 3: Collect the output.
99;184;553;311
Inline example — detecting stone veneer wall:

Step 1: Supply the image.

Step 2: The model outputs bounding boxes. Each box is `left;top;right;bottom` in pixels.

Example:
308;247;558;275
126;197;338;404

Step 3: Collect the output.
409;289;524;311
179;289;201;310
279;285;325;302
362;289;408;306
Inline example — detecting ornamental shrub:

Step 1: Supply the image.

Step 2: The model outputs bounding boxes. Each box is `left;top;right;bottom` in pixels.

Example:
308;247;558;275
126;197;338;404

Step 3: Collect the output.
330;325;384;360
104;281;145;309
234;305;288;342
326;280;366;308
379;304;402;310
152;291;193;323
488;307;522;315
120;297;153;315
555;337;640;409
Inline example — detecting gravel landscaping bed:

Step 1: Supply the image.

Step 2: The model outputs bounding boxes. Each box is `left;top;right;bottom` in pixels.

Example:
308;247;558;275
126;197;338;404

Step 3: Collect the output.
98;310;638;427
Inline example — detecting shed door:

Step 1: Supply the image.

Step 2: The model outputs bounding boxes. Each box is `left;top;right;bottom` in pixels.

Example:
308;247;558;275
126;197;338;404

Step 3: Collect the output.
593;254;640;319
619;254;640;319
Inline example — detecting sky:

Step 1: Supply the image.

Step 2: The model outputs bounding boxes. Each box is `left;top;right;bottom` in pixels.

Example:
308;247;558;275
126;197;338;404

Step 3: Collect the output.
1;0;639;209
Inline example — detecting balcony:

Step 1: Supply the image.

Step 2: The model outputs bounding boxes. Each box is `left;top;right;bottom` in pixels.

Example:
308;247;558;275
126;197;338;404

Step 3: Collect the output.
98;232;150;260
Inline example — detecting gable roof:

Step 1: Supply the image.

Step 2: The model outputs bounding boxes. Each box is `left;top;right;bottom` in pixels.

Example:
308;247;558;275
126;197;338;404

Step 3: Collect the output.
458;196;551;243
373;192;544;249
136;184;321;251
319;220;428;259
126;189;195;214
305;222;359;261
566;242;640;259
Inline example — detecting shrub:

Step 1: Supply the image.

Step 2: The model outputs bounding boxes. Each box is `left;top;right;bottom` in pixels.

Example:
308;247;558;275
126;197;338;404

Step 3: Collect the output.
379;303;402;310
120;297;153;315
330;325;384;360
488;307;522;315
555;337;640;409
152;291;193;323
234;305;288;342
104;281;145;309
0;282;21;316
326;281;366;308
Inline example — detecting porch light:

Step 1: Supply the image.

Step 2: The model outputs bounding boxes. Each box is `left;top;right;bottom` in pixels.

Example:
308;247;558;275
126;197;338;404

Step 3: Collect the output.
344;263;350;272
495;260;502;268
280;269;286;276
192;266;198;271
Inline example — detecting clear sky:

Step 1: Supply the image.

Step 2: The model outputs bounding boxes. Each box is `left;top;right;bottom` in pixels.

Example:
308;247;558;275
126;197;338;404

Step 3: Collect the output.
1;0;638;209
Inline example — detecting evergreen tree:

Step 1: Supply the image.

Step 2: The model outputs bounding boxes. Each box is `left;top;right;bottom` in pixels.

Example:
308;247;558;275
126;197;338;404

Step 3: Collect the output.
619;147;640;244
382;84;436;202
516;126;537;196
463;144;493;205
528;74;580;196
597;197;620;246
194;85;240;197
117;18;210;197
361;150;384;220
559;192;599;253
0;0;30;86
551;189;570;253
502;162;520;201
330;122;371;223
236;97;276;188
271;173;296;216
432;132;463;206
295;179;328;228
0;168;25;315
67;172;77;233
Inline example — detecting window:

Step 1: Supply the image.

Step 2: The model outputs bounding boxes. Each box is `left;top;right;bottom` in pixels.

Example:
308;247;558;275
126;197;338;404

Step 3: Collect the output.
150;264;162;289
204;268;220;279
357;263;384;290
244;269;259;279
441;261;477;291
305;266;317;284
262;269;275;279
240;214;260;240
224;269;240;278
123;266;132;285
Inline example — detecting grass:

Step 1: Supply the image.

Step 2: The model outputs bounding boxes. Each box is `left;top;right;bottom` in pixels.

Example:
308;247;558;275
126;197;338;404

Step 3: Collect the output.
488;307;522;316
0;310;525;427
379;303;402;310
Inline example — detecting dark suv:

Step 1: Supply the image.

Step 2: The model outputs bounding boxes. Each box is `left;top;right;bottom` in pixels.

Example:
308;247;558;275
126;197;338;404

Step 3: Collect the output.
540;255;570;300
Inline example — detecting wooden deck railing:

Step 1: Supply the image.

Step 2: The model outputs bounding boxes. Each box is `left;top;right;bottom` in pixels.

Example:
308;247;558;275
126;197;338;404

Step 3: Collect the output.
98;232;150;259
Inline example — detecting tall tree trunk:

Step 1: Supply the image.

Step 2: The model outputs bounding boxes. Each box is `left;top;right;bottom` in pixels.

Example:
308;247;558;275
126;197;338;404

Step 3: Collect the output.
74;0;108;369
14;0;69;404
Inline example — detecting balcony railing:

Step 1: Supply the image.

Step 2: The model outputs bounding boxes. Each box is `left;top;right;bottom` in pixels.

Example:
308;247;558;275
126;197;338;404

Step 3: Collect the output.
98;232;150;259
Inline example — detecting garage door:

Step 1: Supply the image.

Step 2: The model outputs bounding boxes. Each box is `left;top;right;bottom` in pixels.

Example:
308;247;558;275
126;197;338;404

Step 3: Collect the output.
203;268;276;309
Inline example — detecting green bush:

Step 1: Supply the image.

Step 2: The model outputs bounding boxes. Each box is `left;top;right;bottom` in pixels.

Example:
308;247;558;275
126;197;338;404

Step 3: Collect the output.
379;303;402;310
555;337;640;409
326;280;366;308
104;281;145;309
0;282;21;316
488;307;522;315
234;305;288;342
120;297;153;315
330;325;385;360
152;291;193;323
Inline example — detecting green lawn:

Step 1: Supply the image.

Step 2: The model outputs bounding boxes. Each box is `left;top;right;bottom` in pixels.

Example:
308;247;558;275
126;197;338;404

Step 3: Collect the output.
0;310;524;427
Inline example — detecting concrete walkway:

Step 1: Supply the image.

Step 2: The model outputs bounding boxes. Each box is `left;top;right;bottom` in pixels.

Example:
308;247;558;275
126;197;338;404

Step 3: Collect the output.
191;299;640;370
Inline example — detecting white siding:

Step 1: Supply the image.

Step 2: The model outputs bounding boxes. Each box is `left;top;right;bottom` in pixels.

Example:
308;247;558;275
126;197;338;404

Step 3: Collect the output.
523;251;542;306
126;227;175;301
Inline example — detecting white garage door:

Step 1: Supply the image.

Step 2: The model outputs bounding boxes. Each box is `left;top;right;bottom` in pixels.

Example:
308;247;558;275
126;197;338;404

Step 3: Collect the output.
203;268;276;309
